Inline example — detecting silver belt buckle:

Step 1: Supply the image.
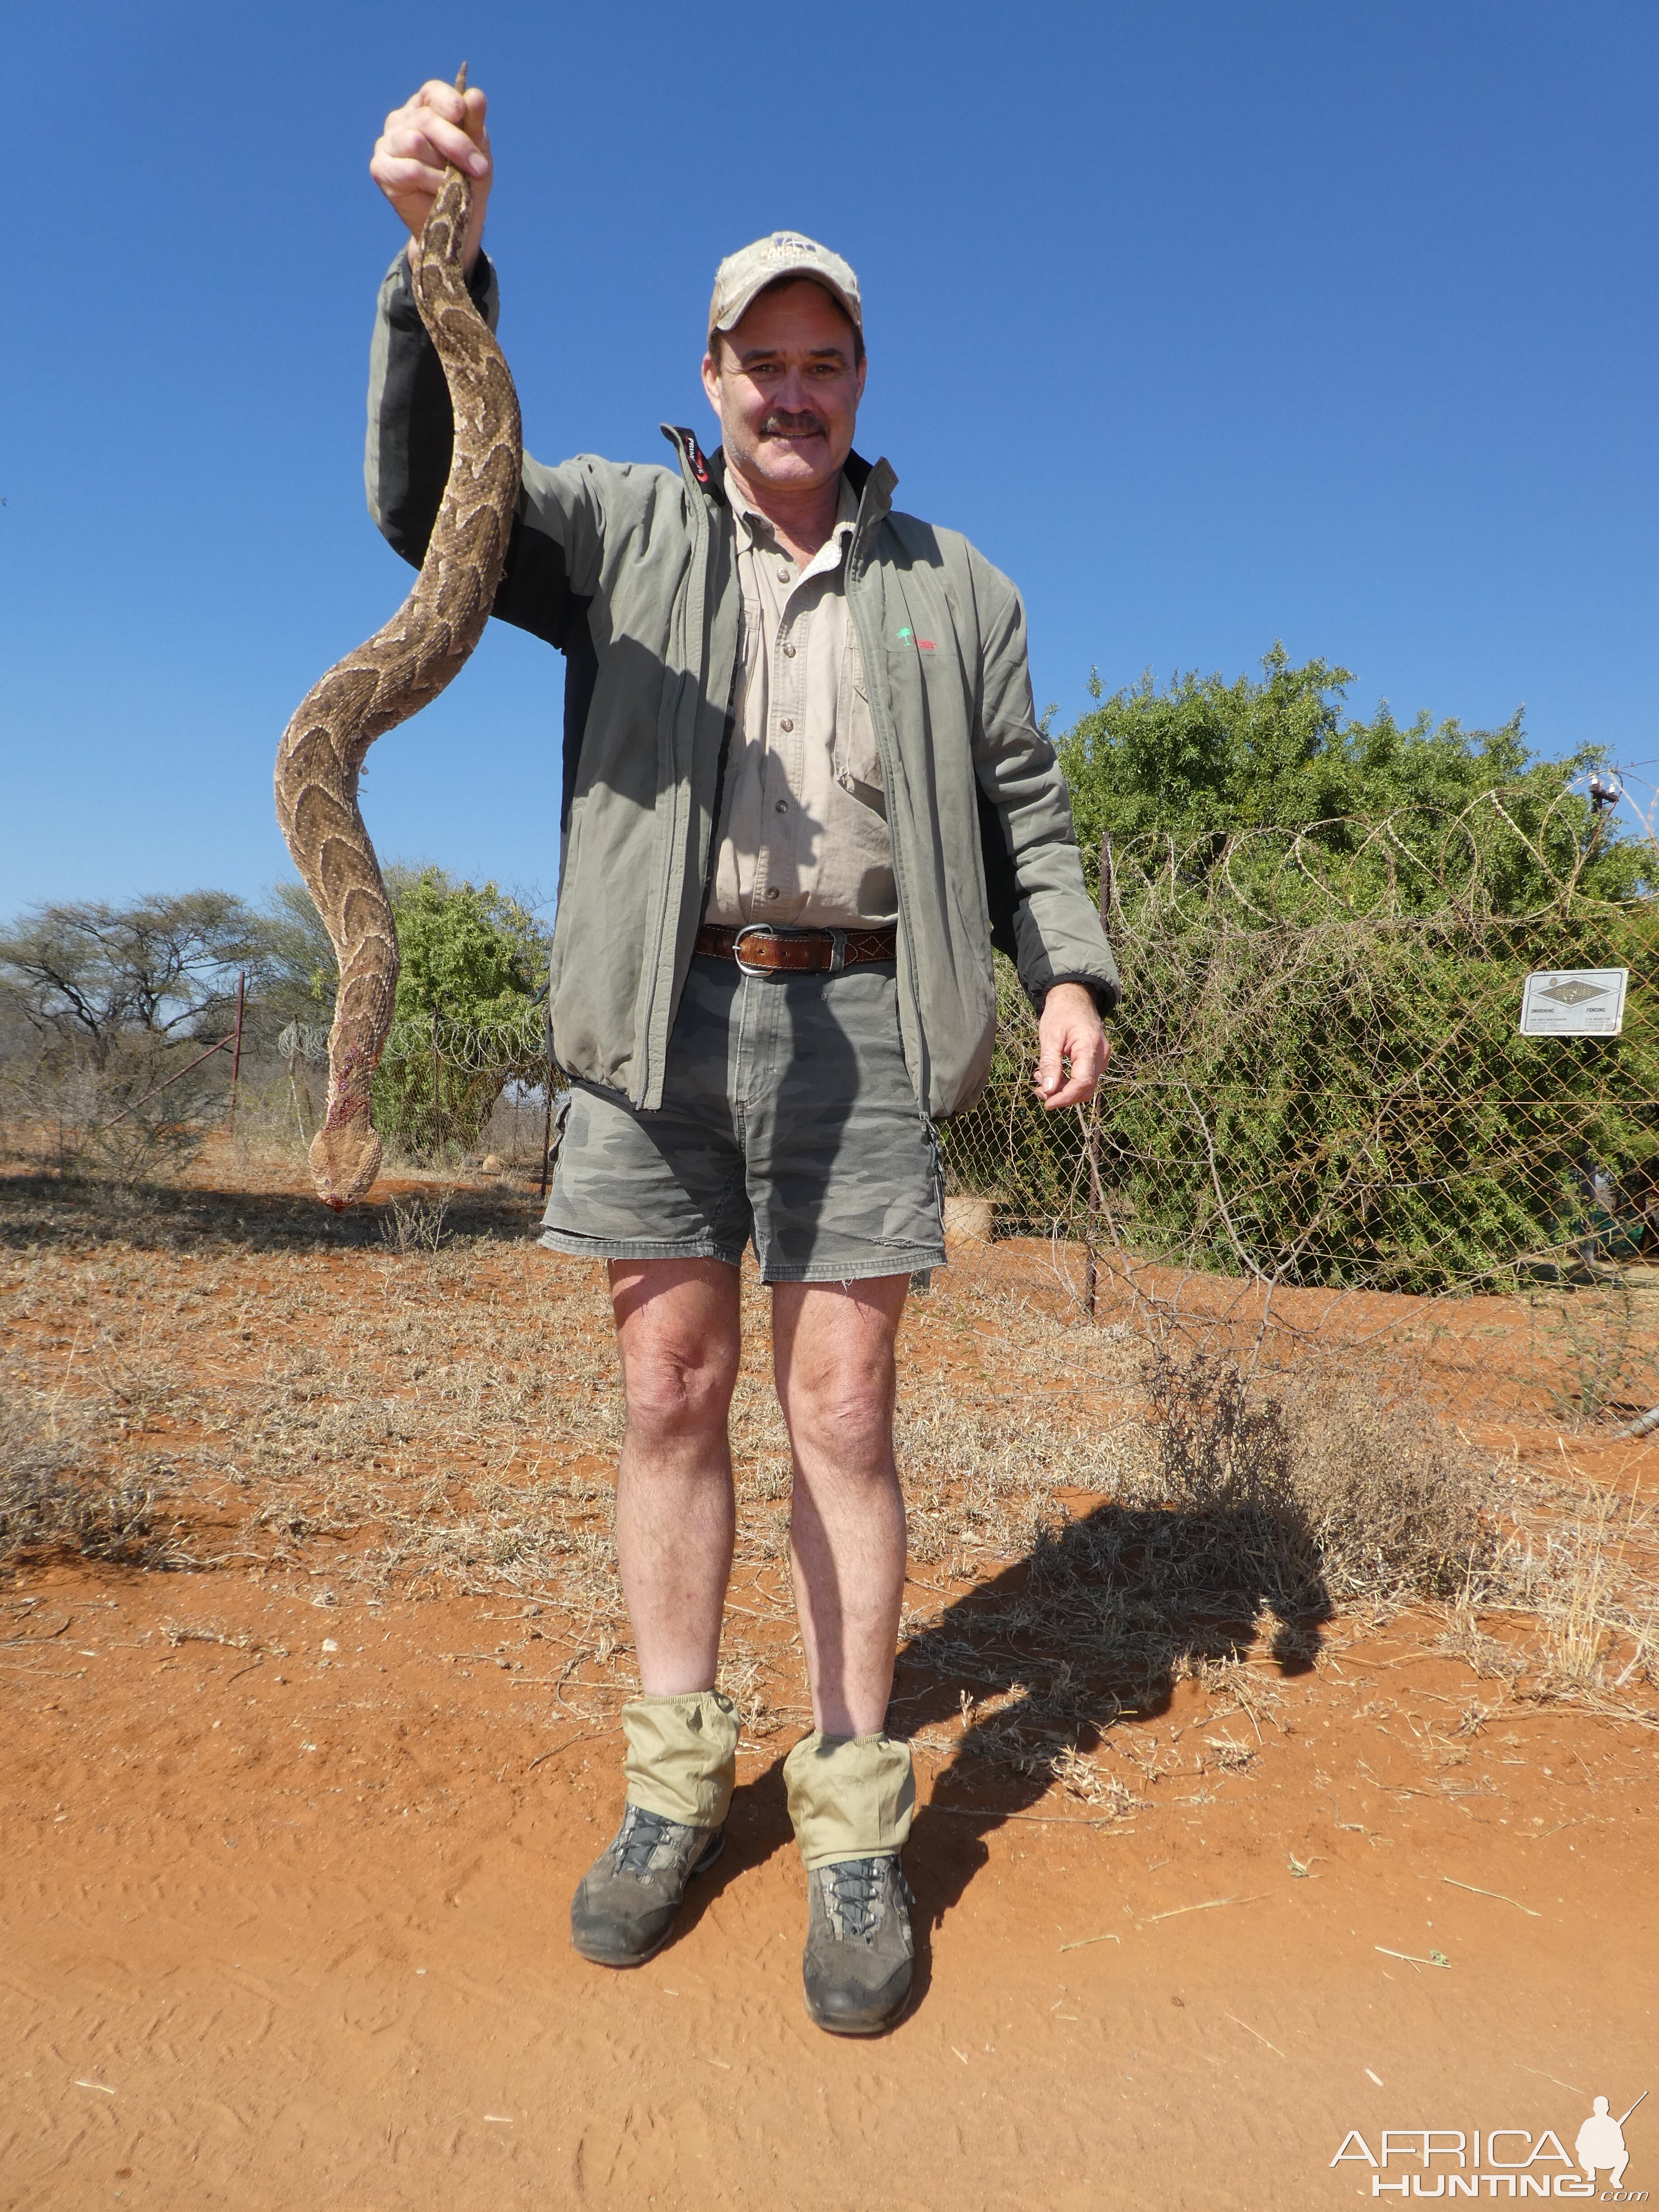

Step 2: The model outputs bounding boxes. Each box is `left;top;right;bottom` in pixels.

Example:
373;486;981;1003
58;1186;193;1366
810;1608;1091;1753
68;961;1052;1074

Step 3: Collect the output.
733;923;778;976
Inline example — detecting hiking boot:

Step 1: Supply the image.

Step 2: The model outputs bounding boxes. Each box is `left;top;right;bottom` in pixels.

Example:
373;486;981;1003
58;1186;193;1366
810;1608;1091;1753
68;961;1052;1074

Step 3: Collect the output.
570;1804;725;1967
801;1854;915;2035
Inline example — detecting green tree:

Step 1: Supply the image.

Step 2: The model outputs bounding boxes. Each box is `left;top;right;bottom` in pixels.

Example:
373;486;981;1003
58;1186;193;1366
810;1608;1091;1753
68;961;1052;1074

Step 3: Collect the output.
938;651;1659;1291
383;865;544;1024
369;867;551;1158
1057;647;1649;912
257;865;550;1034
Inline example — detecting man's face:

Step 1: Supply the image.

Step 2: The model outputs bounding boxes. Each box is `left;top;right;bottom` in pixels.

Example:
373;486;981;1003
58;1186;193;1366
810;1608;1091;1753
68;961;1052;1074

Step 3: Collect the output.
701;278;866;493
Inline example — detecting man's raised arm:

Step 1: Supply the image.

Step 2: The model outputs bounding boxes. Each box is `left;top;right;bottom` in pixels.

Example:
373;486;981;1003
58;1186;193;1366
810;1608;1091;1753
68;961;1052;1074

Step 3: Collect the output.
361;78;602;653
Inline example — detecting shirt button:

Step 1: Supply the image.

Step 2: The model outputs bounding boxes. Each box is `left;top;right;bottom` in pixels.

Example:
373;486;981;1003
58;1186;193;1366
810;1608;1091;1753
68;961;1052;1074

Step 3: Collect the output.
777;567;791;583
775;799;788;814
782;642;796;657
764;886;780;900
779;717;794;733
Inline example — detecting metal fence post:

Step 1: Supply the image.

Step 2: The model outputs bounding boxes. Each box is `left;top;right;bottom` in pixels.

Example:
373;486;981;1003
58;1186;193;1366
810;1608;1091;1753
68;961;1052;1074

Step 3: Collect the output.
1074;832;1114;1318
431;1009;441;1158
227;971;245;1131
1078;1097;1106;1319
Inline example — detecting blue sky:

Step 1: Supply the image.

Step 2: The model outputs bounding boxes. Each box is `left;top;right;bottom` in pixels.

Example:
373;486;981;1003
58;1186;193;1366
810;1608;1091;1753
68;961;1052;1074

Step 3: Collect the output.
4;0;1655;920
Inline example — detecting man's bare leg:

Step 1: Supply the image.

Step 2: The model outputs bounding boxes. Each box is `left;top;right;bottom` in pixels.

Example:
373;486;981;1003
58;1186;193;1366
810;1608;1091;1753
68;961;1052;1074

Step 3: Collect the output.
773;1275;915;2035
609;1258;741;1693
568;1260;740;1969
772;1275;909;1737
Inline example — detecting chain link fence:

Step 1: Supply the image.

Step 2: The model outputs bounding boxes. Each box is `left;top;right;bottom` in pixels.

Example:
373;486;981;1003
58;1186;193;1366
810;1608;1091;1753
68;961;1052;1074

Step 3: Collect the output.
941;785;1659;1431
272;784;1656;1433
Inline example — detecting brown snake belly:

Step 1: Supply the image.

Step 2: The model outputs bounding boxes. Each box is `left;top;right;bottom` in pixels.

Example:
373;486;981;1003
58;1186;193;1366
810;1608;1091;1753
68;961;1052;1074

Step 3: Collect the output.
273;71;522;1211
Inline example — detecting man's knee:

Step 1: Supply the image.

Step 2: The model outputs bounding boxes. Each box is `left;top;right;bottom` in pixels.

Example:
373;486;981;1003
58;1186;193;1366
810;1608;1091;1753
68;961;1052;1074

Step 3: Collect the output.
785;1359;895;1464
622;1339;738;1445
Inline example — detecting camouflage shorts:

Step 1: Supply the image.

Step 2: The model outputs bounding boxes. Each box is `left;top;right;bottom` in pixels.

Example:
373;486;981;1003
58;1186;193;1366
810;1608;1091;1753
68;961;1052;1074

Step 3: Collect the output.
539;953;946;1284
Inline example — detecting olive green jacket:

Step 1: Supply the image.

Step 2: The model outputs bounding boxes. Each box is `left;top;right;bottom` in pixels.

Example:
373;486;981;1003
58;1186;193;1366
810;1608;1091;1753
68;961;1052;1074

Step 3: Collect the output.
366;251;1119;1115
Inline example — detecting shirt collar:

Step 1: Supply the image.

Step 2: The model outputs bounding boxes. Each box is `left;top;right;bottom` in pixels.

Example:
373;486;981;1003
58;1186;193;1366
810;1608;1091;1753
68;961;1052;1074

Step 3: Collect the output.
731;472;860;572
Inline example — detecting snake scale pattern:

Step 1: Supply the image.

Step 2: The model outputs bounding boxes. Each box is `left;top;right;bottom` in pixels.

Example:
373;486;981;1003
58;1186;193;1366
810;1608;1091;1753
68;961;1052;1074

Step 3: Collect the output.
274;69;522;1210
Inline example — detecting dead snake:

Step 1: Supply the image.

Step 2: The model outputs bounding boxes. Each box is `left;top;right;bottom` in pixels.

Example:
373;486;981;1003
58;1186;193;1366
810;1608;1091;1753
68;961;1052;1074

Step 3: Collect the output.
273;66;522;1210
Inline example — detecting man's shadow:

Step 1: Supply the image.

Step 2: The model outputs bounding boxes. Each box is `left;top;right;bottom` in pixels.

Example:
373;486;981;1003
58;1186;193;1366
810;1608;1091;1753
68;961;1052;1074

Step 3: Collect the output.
894;1493;1330;1921
696;1466;1333;2009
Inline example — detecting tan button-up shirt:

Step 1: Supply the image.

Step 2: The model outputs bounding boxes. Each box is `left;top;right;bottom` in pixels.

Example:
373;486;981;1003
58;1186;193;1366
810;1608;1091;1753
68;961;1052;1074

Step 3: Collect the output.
703;474;897;929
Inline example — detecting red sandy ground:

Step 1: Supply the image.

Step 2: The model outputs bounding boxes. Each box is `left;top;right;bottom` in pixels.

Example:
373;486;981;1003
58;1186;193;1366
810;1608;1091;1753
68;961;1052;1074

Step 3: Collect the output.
2;1166;1655;2210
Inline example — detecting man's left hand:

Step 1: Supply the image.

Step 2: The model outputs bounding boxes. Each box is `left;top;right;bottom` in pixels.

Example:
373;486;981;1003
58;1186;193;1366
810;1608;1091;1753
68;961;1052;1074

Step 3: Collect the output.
1033;981;1110;1110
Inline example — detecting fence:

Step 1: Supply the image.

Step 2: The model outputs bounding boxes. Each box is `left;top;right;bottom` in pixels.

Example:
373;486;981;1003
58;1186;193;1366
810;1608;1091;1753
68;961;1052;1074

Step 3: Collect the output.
940;784;1659;1432
279;1002;550;1170
278;784;1658;1433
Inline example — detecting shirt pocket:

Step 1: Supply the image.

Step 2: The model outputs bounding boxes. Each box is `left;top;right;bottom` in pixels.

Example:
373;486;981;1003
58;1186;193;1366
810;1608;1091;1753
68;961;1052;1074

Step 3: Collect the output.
835;624;887;820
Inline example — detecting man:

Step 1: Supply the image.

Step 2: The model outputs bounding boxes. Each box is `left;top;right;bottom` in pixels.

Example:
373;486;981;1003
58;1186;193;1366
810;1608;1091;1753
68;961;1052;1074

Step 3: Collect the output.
368;77;1119;2036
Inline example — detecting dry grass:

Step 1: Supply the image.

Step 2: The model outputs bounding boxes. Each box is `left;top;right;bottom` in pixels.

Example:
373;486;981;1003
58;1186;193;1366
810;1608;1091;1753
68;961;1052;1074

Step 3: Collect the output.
1;1163;1655;1777
380;1186;458;1257
1;1050;221;1186
1486;1473;1659;1708
1144;1349;1495;1610
0;1388;171;1570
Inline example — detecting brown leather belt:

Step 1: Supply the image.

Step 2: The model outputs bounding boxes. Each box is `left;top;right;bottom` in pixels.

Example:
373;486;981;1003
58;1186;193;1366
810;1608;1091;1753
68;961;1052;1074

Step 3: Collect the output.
694;923;898;975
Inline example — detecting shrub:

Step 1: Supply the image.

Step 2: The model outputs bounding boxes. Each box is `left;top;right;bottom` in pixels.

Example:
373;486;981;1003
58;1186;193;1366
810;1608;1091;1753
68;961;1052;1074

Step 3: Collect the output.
0;1393;163;1569
1143;1349;1493;1612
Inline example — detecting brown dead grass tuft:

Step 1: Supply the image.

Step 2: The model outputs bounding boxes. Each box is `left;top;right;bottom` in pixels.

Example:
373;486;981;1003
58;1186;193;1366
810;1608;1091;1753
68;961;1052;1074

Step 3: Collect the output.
1144;1349;1495;1611
0;1390;168;1570
3;1165;1656;1773
380;1187;458;1257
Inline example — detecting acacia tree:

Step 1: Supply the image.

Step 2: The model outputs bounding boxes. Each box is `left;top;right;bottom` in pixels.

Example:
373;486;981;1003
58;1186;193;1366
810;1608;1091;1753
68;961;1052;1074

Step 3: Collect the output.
0;891;267;1067
258;880;339;1026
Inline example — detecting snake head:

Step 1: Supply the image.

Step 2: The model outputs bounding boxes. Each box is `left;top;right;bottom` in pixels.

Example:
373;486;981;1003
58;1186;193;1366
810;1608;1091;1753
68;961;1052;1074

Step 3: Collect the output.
309;1121;383;1211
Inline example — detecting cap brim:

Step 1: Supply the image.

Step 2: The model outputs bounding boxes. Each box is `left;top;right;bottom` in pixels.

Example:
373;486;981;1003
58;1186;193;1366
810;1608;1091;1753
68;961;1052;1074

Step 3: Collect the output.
711;268;861;339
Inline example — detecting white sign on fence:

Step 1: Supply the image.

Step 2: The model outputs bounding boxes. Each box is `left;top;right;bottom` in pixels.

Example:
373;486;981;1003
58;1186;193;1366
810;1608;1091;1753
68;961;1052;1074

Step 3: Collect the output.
1518;968;1628;1036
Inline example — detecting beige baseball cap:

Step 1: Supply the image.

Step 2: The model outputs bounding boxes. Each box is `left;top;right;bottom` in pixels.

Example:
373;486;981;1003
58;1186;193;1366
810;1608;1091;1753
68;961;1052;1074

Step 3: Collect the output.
708;231;862;343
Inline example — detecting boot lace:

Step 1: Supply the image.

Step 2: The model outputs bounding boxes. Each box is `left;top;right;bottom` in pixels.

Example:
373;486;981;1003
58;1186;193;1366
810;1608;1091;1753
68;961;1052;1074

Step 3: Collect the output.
822;1857;908;1942
612;1806;684;1877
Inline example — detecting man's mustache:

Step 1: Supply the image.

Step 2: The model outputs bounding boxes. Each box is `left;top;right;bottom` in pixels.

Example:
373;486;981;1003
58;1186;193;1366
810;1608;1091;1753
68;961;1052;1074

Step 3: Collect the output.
759;410;828;437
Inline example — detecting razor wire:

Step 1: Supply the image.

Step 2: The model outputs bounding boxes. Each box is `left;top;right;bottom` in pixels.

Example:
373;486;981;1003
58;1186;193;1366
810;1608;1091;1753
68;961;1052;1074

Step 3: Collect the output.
272;783;1657;1429
938;781;1659;1427
277;1002;551;1159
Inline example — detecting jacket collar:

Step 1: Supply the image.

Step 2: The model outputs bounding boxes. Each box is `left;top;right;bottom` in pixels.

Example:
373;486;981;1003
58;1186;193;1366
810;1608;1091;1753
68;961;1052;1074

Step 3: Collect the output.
845;450;897;562
662;423;726;503
661;425;894;531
